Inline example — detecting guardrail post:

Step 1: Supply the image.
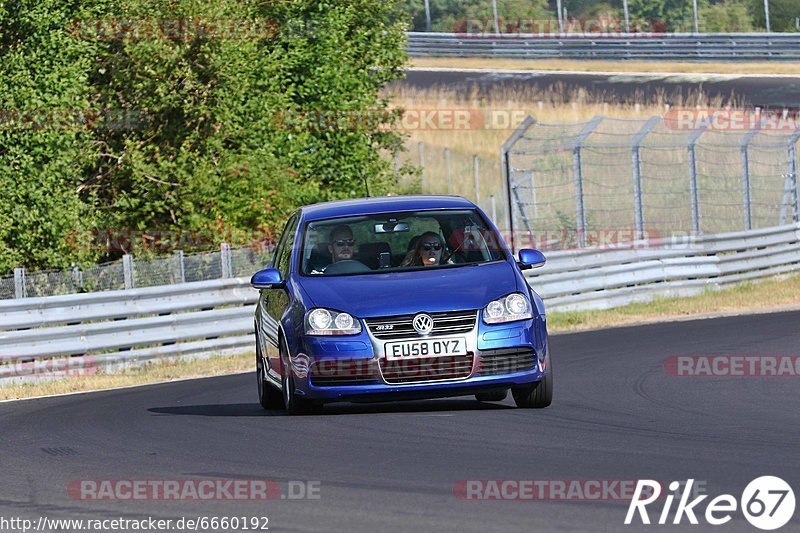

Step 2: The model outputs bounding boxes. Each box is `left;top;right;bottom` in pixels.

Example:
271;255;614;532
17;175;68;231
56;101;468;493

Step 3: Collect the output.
13;268;26;298
444;147;452;194
473;154;480;204
687;125;707;235
572;116;604;248
175;250;186;283
740;128;759;230
631;117;660;240
221;243;232;278
122;254;134;289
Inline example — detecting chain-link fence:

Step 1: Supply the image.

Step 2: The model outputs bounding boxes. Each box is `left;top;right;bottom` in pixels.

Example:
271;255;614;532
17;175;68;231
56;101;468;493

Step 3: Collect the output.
502;115;800;250
396;141;507;228
2;245;274;300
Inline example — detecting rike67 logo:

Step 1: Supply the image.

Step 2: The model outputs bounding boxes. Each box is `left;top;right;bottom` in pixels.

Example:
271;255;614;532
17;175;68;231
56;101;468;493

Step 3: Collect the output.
625;477;795;530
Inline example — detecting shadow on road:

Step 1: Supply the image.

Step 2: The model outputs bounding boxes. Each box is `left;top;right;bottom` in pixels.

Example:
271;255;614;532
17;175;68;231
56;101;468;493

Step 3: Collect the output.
148;398;513;417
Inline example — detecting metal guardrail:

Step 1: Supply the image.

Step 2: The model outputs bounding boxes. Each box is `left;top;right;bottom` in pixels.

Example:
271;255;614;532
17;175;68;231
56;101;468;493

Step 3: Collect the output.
407;32;800;61
2;223;799;383
0;278;256;383
525;222;800;310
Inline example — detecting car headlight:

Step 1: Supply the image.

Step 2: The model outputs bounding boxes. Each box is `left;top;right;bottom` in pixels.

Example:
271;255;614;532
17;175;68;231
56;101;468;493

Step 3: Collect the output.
305;308;362;335
483;293;532;324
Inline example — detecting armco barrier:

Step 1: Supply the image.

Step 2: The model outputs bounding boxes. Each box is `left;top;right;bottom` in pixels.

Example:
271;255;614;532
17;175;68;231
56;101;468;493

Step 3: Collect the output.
1;223;799;383
0;278;256;383
526;223;800;310
406;32;800;61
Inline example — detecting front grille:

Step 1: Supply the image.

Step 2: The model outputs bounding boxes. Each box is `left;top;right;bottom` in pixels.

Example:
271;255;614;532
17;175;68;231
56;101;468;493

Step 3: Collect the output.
477;348;536;375
309;360;380;387
366;310;477;340
380;354;474;384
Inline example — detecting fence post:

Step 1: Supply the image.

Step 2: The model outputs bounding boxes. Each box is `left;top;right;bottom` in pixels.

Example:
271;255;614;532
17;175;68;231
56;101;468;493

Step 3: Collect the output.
687;125;707;235
790;130;800;223
13;267;26;298
221;243;232;278
501;116;537;253
444;147;452;194
740;128;759;230
631;116;660;240
71;266;83;290
418;142;425;193
122;254;135;289
572;116;604;248
473;154;480;204
490;195;497;224
529;171;538;221
175;250;186;283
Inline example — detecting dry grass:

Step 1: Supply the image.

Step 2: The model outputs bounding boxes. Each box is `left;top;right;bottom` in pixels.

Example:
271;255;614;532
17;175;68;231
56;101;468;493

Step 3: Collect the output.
0;352;252;401
411;57;800;76
547;273;800;333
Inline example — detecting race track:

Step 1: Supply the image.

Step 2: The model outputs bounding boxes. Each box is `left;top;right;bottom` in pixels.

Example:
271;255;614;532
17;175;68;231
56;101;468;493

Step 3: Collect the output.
396;68;800;109
2;310;799;532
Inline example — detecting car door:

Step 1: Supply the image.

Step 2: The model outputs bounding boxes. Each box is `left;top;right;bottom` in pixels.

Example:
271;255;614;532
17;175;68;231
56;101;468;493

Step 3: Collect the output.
261;213;299;380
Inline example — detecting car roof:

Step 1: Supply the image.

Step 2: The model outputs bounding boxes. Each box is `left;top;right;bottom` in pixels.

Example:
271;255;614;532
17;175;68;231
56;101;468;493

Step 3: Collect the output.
299;195;478;222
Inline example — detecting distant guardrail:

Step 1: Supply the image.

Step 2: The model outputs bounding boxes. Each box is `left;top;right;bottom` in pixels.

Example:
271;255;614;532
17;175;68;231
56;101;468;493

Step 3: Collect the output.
2;223;799;383
406;32;800;61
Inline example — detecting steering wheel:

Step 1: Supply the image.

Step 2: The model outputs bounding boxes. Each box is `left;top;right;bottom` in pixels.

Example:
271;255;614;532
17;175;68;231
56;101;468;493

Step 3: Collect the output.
323;259;371;275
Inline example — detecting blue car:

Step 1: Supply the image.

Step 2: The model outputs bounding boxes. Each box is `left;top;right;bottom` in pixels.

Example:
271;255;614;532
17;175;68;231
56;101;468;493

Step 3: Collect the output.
251;195;552;414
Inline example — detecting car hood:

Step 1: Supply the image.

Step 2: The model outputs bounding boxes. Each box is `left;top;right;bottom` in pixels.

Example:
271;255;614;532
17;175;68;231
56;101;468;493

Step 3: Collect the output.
297;261;519;318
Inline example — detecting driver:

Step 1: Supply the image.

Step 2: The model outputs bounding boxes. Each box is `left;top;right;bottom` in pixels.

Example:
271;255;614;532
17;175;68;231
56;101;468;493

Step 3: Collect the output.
327;225;355;263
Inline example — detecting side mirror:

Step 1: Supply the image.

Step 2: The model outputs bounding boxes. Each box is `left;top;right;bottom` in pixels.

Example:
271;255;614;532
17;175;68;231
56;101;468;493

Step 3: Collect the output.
517;249;546;270
251;268;284;289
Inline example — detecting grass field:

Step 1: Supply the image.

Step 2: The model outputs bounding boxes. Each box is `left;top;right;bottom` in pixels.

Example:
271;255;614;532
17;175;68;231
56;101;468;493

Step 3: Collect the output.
411;57;800;76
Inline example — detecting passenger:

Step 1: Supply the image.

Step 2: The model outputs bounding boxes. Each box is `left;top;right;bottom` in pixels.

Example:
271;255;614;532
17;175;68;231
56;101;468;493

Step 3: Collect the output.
327;225;355;263
401;231;445;267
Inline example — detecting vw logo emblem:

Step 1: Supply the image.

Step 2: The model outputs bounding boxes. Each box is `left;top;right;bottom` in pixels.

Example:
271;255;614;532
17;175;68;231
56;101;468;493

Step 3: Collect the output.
412;313;434;335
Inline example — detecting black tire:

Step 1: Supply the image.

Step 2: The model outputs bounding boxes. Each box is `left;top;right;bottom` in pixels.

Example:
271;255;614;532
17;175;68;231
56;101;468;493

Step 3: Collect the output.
280;335;322;415
475;390;508;402
512;353;553;409
256;338;283;410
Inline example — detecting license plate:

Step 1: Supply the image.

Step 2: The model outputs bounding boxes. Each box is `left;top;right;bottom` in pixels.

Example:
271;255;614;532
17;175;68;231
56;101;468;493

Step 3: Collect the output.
384;337;467;360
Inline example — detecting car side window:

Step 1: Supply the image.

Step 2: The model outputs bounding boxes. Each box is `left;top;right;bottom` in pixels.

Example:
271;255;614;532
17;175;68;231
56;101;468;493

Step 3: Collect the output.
276;215;299;279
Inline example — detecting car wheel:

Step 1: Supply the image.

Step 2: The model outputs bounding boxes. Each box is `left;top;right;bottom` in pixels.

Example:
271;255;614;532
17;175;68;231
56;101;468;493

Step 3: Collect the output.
512;353;553;409
475;390;508;402
256;339;283;410
280;335;322;415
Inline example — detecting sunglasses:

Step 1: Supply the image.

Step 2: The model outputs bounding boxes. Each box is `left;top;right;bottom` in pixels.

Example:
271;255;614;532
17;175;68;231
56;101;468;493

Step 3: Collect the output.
421;242;442;251
333;239;354;247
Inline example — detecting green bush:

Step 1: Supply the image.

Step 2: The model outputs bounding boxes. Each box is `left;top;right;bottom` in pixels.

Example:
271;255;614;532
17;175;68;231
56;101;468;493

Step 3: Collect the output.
0;0;411;273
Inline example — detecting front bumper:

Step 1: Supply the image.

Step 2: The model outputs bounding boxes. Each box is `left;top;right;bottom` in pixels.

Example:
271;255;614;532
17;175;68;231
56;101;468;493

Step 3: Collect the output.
292;316;548;403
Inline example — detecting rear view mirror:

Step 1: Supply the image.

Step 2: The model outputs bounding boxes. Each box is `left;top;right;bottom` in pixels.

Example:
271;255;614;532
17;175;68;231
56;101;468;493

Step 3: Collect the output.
374;222;410;233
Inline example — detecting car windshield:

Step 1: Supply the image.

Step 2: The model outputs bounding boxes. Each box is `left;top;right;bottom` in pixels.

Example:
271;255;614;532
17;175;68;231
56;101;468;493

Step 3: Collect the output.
300;209;506;275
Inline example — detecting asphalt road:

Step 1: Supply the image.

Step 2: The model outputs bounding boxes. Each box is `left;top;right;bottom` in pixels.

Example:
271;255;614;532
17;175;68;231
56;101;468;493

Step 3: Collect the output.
2;310;799;532
396;69;800;109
